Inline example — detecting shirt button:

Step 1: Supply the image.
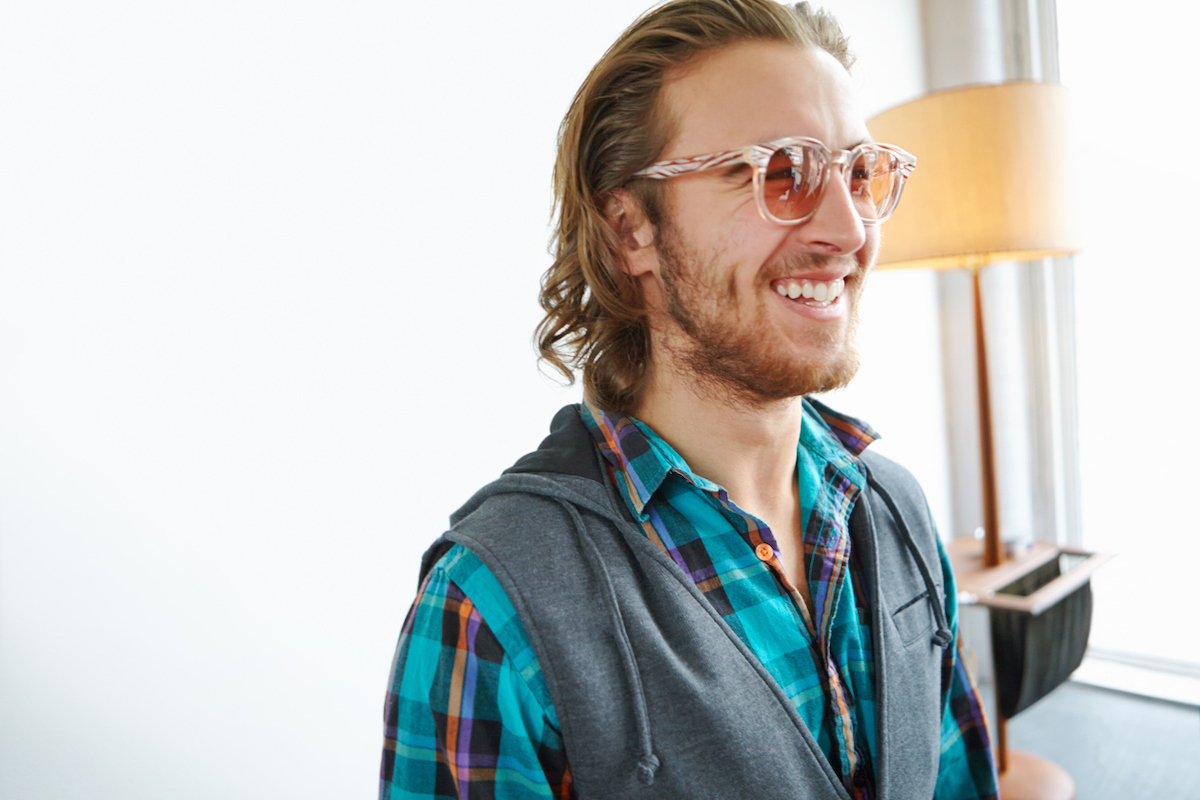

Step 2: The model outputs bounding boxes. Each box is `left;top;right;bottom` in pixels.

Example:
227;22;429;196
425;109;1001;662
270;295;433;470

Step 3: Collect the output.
755;543;774;561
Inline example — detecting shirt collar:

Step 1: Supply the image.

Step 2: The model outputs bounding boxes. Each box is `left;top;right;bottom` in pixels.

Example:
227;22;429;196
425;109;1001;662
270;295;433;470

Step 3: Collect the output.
801;397;879;458
579;400;676;520
580;397;879;523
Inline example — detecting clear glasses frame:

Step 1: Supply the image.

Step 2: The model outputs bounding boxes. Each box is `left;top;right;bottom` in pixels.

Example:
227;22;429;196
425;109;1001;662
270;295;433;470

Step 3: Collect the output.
632;137;917;226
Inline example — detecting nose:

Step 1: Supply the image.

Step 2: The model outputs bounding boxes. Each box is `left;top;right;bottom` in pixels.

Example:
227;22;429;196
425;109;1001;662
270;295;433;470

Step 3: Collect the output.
795;164;868;255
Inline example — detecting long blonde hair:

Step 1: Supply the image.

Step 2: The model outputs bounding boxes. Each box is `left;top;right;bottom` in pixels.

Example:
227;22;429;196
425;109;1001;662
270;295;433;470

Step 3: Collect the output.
537;0;854;412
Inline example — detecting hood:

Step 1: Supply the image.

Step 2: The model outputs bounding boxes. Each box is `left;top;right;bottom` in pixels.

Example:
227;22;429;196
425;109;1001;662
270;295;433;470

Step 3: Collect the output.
449;404;628;528
443;403;662;786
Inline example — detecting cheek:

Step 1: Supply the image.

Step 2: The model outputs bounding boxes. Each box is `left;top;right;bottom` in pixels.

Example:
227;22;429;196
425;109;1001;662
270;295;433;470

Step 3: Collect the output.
854;227;883;278
691;186;777;246
859;227;882;269
724;219;793;270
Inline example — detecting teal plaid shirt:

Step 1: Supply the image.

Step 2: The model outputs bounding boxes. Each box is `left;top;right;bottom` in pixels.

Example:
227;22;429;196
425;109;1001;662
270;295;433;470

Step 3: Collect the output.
381;401;998;799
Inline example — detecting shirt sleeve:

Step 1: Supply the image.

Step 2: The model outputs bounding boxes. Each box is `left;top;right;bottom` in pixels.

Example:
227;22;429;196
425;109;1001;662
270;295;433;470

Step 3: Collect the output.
932;541;1000;800
380;544;574;800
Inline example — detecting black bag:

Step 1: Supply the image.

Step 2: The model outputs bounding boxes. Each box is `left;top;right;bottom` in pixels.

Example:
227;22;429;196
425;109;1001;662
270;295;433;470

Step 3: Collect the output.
990;556;1094;719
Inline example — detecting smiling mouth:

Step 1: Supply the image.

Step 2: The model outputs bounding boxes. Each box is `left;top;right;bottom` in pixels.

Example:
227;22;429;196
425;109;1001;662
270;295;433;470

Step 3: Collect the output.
772;277;846;308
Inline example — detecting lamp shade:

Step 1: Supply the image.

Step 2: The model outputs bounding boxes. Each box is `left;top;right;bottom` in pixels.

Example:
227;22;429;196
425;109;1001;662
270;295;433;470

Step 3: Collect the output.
867;82;1080;271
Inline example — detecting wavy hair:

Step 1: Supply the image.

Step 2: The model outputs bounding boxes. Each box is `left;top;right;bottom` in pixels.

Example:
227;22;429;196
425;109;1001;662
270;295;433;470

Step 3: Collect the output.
536;0;854;412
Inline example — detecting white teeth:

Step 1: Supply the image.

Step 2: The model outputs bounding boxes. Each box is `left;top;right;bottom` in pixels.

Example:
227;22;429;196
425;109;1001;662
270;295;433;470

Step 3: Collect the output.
774;277;847;305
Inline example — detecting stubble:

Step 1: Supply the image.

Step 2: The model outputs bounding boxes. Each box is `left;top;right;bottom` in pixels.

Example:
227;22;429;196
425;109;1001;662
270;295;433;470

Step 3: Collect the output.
654;219;864;409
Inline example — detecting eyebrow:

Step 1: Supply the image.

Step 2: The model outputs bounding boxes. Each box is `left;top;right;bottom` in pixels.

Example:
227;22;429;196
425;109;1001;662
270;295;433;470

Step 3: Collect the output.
757;135;876;150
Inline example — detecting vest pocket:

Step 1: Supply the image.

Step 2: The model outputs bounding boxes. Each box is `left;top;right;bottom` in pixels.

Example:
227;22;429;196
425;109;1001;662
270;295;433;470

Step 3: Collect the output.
891;589;936;646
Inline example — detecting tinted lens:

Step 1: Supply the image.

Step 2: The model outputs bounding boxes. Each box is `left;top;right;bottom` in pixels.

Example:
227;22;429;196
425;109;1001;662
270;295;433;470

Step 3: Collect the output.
849;148;903;222
761;144;826;221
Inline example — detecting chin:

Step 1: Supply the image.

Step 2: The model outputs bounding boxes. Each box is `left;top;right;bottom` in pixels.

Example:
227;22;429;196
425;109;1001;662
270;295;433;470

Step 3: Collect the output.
675;332;861;407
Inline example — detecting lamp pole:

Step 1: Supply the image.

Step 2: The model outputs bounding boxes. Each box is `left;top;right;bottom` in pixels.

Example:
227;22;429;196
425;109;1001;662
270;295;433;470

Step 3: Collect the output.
972;263;1004;568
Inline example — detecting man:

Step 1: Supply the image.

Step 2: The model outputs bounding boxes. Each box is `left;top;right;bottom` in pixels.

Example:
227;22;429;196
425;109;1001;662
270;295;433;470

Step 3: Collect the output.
381;1;998;798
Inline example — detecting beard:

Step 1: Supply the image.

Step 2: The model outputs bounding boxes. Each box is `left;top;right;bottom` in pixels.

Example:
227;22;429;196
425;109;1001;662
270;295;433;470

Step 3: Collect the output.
654;219;865;408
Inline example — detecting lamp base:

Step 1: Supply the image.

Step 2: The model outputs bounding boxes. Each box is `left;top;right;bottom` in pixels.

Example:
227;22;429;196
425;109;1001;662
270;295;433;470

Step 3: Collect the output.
998;749;1075;799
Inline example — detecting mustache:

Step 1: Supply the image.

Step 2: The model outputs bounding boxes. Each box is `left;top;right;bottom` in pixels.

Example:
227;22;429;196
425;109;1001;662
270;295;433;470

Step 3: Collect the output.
762;252;861;282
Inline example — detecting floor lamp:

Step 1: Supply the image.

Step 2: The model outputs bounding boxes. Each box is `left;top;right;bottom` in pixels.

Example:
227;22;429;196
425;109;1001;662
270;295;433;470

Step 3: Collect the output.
868;82;1110;799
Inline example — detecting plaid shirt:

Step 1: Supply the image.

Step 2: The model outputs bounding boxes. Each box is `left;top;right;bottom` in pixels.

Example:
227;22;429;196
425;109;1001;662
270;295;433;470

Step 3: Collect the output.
381;402;998;799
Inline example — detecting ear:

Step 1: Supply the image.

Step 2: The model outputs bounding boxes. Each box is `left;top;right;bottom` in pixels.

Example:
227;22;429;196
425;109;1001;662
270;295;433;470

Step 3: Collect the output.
603;190;657;277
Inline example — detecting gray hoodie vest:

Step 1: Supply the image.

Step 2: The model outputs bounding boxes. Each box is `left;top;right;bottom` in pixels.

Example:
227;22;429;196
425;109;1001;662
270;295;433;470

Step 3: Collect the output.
421;405;952;799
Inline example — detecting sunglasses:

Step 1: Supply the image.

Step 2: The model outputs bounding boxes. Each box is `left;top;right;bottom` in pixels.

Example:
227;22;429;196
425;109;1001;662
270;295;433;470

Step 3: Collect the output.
633;137;916;226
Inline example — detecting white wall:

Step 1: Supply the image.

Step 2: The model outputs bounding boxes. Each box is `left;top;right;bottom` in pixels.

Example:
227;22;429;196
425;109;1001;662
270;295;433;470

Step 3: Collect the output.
0;2;931;798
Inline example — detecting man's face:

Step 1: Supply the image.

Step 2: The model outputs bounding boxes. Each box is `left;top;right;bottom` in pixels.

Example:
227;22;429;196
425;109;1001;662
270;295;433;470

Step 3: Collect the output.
637;41;879;406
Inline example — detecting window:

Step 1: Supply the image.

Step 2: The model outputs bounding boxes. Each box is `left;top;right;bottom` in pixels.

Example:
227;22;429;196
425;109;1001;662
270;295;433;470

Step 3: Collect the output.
1059;0;1200;676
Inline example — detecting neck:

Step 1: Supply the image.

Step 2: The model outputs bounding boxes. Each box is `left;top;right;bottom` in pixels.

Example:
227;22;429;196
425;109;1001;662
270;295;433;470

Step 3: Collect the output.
631;358;804;518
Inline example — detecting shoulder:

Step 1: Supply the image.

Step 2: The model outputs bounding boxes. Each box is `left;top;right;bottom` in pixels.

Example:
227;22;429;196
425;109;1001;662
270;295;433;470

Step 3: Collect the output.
382;545;568;798
859;449;938;538
419;543;548;693
859;449;926;496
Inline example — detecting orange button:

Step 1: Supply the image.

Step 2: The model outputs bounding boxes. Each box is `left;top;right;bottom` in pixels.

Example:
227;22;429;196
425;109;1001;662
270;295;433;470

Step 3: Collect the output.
755;543;774;562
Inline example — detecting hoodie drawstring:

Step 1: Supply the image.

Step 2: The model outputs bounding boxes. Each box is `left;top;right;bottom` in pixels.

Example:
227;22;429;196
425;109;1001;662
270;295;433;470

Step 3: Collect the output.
556;499;661;785
866;477;954;649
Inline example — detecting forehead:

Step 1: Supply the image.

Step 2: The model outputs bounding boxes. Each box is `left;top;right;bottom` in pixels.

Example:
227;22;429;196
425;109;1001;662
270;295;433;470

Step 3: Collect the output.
660;40;868;158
